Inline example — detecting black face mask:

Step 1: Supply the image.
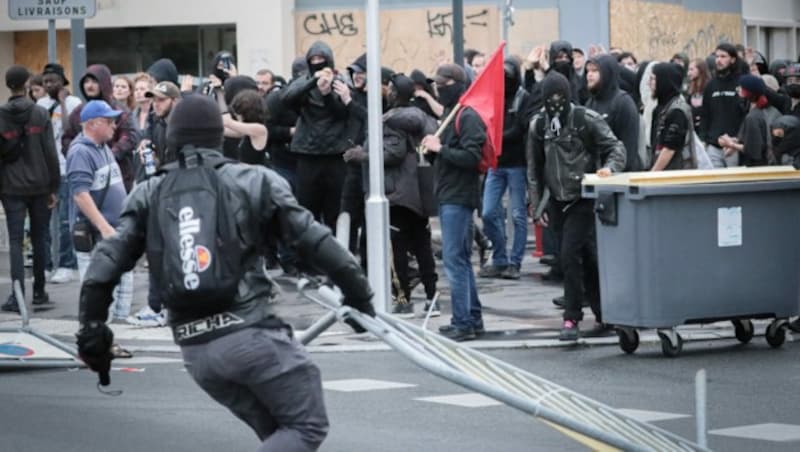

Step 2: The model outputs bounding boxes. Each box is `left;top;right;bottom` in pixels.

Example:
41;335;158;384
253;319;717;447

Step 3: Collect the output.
504;76;519;97
552;61;573;78
308;60;328;75
786;84;800;98
437;82;464;109
772;135;784;150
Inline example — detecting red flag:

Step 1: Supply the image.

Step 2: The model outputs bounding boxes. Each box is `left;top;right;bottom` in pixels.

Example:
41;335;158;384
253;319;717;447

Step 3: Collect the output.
458;41;506;171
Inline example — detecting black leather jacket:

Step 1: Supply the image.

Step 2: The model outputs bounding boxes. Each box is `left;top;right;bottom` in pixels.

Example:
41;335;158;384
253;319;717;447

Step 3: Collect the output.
526;106;626;210
78;147;373;345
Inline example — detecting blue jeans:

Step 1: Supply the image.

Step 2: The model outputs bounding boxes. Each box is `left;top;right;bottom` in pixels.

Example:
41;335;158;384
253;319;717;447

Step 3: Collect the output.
481;166;528;267
439;204;483;331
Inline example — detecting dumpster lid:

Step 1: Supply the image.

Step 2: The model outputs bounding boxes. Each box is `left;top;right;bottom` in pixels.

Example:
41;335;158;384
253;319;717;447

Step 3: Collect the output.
583;166;800;188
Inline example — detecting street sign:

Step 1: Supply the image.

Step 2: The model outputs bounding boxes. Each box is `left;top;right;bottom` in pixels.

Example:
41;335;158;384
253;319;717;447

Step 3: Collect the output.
9;0;96;20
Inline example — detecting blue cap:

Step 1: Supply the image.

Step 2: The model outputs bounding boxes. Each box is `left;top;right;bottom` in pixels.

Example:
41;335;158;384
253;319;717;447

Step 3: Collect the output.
80;100;122;123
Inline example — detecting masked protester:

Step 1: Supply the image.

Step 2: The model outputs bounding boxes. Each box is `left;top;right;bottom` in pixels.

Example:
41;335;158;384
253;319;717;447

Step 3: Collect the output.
526;72;626;341
76;94;375;452
420;64;486;342
771;115;800;167
716;75;777;167
649;63;694;171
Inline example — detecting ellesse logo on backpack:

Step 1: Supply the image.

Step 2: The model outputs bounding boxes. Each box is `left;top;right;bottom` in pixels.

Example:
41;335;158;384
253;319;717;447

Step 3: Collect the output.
178;206;212;290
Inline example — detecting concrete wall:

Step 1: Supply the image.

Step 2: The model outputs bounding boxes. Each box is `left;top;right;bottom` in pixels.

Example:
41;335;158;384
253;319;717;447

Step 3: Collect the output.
743;0;799;22
0;33;14;100
0;0;297;77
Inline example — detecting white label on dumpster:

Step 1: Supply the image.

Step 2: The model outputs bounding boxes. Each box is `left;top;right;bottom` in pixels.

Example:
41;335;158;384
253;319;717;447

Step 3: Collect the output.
718;207;742;247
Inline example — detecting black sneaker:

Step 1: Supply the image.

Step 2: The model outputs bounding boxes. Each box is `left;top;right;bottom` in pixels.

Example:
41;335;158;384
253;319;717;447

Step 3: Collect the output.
1;294;20;313
501;265;521;280
539;255;557;266
391;302;414;319
32;291;50;305
478;265;506;278
552;296;589;309
559;320;579;341
438;324;476;342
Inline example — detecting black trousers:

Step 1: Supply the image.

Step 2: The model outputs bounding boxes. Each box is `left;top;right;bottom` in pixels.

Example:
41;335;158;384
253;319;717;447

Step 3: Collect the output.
2;194;51;296
295;154;347;233
340;164;367;267
390;206;438;301
550;199;601;323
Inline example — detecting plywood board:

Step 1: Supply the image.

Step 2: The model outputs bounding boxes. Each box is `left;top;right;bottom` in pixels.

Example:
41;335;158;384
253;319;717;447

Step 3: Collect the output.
14;30;72;80
610;0;742;61
584;166;800;187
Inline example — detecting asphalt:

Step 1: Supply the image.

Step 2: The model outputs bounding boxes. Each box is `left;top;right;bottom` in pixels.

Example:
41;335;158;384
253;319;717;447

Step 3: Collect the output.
3;234;787;356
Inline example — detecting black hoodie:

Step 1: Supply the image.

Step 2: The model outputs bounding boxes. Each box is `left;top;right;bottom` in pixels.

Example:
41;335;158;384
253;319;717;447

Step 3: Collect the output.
548;40;588;105
499;57;534;167
0;95;60;196
585;55;642;171
63;64;137;191
280;41;351;156
651;63;690;170
699;63;748;145
772;115;800;168
147;58;179;86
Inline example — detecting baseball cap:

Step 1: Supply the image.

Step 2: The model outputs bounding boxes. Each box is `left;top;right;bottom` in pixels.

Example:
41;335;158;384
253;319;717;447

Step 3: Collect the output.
145;81;180;99
42;63;69;85
433;64;467;85
80;100;122;123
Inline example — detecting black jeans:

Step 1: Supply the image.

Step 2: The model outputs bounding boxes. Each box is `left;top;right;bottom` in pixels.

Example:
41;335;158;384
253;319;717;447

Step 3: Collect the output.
340;164;367;267
2;194;52;296
181;327;328;452
295;154;346;234
550;199;601;323
390;206;438;301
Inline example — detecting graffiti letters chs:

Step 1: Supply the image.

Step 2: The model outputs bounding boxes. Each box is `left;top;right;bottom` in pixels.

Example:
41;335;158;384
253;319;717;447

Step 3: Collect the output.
303;13;359;37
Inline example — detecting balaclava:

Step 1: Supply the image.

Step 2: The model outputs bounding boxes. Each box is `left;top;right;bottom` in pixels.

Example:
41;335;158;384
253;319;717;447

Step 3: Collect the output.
167;94;224;152
541;72;572;136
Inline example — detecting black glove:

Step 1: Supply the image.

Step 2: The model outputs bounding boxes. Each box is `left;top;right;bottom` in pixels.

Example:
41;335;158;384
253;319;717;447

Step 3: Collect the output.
76;321;114;385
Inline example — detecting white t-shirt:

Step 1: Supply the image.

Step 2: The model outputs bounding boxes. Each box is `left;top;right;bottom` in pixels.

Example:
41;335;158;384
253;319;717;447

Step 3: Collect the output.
37;95;83;175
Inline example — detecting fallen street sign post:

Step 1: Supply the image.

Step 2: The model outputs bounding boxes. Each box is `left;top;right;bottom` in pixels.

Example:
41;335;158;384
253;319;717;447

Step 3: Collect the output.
9;0;96;20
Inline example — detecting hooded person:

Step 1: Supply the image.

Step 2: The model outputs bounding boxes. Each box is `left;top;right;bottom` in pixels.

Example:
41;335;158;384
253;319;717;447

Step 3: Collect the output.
63;64;137;192
527;71;626;341
75;93;376;451
649;62;694;171
547;40;588;105
771;115;800;167
477;57;536;281
291;56;309;80
715;74;774;167
0;65;60;312
146;58;179;86
585;54;642;171
278;40;352;233
409;69;442;119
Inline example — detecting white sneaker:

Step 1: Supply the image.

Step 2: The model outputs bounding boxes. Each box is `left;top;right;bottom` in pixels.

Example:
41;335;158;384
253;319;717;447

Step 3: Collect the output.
126;306;168;327
49;268;76;284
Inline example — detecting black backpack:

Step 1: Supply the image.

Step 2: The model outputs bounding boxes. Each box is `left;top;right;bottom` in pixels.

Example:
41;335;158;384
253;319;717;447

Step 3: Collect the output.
146;149;245;314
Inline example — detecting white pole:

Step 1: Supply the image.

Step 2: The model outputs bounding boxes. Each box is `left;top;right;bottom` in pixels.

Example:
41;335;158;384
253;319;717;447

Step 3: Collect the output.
695;369;708;448
365;0;391;313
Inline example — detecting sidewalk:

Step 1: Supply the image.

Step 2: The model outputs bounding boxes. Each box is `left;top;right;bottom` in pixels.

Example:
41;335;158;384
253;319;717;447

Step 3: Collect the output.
0;247;748;355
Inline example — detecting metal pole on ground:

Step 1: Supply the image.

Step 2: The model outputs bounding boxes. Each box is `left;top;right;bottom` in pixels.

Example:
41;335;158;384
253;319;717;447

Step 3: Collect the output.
364;0;391;313
695;369;708;448
47;19;57;63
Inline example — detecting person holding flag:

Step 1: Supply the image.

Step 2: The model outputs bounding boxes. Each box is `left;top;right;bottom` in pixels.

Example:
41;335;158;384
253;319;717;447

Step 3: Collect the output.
421;42;505;341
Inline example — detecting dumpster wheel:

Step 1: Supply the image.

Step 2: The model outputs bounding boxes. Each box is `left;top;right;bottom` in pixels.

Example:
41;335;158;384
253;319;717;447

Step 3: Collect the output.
732;319;754;344
765;320;787;348
616;328;639;354
658;330;683;357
